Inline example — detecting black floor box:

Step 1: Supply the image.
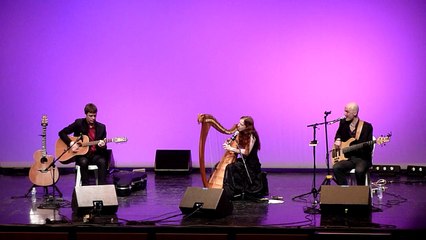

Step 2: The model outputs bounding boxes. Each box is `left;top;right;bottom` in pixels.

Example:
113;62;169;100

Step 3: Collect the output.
112;171;147;197
155;149;192;174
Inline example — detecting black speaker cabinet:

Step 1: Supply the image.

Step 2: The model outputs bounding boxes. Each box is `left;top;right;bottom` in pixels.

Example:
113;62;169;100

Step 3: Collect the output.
320;185;371;215
179;187;233;218
72;185;118;215
155;149;192;174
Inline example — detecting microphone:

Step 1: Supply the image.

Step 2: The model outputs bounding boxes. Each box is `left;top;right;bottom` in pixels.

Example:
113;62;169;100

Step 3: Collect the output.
328;116;345;125
230;131;239;141
324;111;332;115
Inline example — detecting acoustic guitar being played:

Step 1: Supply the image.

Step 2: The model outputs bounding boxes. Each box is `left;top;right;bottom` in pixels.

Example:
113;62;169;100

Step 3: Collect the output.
28;115;60;186
55;135;127;162
331;133;392;166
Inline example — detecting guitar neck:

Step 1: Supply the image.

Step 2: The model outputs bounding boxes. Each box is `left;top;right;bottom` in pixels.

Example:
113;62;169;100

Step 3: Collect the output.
41;127;47;157
342;140;375;154
81;138;112;147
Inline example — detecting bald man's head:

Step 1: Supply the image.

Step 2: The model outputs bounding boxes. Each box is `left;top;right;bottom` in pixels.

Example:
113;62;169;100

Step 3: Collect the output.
345;102;359;120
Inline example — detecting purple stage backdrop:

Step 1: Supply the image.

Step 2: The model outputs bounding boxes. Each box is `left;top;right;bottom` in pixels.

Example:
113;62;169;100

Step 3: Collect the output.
1;0;425;170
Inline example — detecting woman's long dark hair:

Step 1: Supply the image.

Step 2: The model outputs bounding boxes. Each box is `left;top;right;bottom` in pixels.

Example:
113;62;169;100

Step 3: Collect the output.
239;116;261;151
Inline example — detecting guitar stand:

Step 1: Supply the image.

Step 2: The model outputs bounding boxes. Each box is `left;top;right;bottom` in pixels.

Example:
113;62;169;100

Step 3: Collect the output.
24;184;63;198
320;174;336;186
36;166;62;209
36;137;81;209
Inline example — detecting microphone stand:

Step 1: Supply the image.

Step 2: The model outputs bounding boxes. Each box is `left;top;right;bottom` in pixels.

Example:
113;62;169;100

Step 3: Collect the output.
319;112;336;186
38;136;82;209
293;111;338;214
227;133;252;200
239;152;253;185
293;122;320;214
231;152;252;201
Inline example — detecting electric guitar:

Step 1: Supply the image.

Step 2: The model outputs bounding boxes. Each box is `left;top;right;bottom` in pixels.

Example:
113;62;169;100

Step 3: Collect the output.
28;115;60;186
55;135;127;162
331;133;392;165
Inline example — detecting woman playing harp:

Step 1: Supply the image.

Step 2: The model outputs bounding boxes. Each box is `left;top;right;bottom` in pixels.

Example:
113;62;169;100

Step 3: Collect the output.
198;114;267;199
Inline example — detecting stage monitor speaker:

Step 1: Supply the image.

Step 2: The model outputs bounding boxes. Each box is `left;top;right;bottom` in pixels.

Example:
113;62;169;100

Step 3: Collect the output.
320;185;371;215
155;149;192;174
179;187;233;218
72;185;118;215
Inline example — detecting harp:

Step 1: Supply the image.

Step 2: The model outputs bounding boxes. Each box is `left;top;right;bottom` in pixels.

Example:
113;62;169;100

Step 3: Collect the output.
197;114;238;188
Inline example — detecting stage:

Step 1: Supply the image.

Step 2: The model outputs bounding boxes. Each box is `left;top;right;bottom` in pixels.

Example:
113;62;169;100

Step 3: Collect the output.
0;168;425;239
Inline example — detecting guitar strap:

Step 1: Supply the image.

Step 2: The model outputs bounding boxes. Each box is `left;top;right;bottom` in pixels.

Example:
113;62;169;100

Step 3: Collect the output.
355;120;364;140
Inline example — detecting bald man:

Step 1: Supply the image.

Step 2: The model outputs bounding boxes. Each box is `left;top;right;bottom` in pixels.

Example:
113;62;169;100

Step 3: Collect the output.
332;102;374;185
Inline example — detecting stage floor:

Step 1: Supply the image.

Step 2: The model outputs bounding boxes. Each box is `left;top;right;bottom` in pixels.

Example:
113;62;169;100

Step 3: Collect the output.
0;169;425;239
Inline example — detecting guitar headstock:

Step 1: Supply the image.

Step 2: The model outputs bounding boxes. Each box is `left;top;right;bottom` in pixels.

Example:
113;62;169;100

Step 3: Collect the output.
112;137;128;143
376;132;392;145
41;115;48;127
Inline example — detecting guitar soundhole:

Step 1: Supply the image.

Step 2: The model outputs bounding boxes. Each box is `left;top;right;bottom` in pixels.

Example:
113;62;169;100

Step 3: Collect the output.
40;156;47;163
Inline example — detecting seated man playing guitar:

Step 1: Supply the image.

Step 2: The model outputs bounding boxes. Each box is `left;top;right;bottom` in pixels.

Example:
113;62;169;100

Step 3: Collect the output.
332;102;373;185
58;103;108;185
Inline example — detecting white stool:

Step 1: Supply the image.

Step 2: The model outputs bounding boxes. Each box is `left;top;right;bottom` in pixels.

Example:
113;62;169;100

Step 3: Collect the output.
349;168;370;186
75;165;99;186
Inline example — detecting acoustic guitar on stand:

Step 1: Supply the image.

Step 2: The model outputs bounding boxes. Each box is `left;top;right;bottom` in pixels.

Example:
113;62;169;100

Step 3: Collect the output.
29;115;60;186
331;133;392;166
55;135;127;162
